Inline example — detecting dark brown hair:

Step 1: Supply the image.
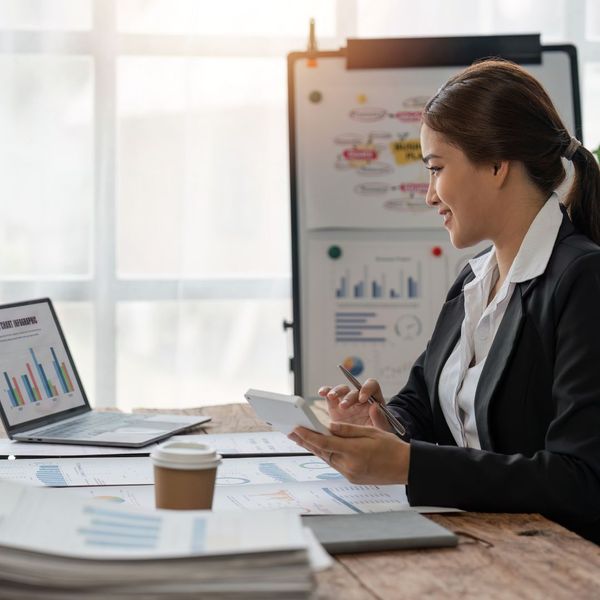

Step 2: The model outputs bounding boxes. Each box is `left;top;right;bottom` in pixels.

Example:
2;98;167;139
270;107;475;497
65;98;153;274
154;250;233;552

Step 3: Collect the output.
422;59;600;245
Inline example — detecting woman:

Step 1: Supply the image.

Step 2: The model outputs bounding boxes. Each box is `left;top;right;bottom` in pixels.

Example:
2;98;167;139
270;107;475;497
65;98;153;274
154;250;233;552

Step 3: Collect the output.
289;59;600;544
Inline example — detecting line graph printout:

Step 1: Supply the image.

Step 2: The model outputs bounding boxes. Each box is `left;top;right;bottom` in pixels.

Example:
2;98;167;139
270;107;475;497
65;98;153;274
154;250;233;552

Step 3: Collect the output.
214;480;412;514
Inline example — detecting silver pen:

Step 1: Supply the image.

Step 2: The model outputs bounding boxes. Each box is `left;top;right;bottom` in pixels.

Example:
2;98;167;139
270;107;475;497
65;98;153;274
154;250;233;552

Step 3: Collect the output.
337;364;406;437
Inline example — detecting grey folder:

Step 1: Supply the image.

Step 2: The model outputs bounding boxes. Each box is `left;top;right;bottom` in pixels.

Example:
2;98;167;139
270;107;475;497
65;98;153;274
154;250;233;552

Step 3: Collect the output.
302;511;458;554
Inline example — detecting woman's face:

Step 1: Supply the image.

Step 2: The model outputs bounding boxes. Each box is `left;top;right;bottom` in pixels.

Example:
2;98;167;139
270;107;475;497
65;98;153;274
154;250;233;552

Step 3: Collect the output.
420;123;497;248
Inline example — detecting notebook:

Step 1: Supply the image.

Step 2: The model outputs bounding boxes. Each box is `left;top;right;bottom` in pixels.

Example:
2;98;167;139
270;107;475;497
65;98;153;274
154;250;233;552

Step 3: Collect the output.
302;511;458;553
0;298;209;447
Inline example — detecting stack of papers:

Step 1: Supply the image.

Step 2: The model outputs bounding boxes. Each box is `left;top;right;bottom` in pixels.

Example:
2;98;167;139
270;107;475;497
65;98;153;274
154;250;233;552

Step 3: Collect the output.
0;480;316;599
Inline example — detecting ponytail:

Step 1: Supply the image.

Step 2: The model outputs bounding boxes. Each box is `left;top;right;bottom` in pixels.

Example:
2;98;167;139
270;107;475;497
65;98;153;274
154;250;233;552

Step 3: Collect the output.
566;145;600;246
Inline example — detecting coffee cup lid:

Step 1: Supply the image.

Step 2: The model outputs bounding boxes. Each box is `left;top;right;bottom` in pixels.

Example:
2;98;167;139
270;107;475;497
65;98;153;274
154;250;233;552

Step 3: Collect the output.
150;441;221;470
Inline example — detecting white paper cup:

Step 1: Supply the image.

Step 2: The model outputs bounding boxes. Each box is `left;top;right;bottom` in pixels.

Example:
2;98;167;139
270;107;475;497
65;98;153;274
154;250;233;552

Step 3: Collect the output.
150;441;221;510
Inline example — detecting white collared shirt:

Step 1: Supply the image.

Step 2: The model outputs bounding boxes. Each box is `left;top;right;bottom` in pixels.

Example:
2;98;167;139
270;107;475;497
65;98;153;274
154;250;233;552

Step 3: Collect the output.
438;194;564;448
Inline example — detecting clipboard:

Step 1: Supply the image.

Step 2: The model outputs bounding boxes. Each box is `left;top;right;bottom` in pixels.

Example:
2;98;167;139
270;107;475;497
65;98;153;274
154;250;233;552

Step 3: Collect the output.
302;511;458;553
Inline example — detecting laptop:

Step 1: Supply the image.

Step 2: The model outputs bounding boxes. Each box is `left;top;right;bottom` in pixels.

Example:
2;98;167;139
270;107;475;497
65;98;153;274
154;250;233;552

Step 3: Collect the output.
0;298;210;447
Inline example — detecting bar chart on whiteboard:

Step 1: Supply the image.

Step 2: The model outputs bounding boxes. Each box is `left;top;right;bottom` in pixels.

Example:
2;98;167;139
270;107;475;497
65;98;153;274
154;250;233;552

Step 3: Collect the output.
333;256;423;303
304;238;477;398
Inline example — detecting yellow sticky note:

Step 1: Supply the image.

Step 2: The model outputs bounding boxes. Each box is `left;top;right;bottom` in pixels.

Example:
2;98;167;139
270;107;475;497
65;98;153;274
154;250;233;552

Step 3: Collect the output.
390;139;422;165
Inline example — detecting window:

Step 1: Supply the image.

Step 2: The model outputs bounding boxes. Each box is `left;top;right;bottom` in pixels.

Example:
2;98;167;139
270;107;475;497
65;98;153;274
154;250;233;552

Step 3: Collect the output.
1;0;598;410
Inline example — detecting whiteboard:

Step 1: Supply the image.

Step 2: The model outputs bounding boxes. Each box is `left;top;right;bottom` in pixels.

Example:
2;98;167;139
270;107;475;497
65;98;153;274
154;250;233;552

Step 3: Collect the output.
288;37;581;399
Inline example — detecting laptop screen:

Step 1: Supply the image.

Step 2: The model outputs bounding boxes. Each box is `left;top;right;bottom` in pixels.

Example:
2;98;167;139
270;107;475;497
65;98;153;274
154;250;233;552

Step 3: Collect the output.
0;299;87;430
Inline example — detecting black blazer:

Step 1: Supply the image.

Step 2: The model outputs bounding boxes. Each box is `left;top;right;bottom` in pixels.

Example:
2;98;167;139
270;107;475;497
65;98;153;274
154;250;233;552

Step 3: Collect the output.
389;211;600;543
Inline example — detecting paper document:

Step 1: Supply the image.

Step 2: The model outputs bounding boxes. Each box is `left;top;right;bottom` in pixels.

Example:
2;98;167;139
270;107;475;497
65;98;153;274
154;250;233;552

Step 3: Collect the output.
0;431;309;458
54;479;446;515
52;479;456;515
214;480;411;514
0;456;152;487
44;454;459;514
0;438;156;457
49;481;411;515
0;480;307;560
48;484;156;508
0;455;332;489
171;431;309;456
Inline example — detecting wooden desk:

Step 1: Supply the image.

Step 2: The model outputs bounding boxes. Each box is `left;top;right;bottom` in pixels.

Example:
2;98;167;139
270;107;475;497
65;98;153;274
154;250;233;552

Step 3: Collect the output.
2;404;598;598
135;403;600;600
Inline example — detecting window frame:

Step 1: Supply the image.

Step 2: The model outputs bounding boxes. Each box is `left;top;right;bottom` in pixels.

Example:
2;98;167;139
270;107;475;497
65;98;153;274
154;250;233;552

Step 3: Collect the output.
0;0;353;407
1;0;598;408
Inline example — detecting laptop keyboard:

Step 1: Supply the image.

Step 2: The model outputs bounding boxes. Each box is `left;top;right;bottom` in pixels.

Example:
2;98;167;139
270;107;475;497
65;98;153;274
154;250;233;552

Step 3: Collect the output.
37;413;132;437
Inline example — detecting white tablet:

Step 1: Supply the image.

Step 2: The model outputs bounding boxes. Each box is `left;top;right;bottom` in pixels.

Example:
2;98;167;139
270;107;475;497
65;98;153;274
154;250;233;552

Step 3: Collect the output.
244;389;330;436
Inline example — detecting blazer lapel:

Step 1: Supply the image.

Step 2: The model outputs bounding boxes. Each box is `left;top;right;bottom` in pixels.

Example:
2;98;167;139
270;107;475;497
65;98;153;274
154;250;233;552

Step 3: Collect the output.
474;285;525;450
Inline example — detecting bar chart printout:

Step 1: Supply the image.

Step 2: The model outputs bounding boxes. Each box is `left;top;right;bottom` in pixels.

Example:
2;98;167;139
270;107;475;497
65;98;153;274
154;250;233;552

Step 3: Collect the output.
79;506;161;550
3;346;75;407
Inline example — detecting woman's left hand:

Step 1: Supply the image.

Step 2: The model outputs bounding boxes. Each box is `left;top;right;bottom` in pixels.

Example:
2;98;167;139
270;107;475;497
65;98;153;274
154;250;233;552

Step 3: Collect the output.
288;421;410;485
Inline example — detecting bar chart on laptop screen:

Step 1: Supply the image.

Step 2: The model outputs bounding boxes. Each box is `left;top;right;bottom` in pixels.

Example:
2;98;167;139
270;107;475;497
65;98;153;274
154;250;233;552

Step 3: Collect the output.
0;302;85;427
3;346;75;406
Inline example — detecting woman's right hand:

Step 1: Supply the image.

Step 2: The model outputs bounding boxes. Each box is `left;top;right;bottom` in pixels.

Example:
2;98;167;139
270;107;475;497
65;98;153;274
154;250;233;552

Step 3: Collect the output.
318;379;392;432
